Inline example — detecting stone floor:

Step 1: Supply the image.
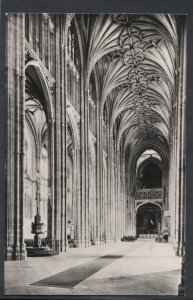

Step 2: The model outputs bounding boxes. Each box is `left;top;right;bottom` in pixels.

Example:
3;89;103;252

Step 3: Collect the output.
4;239;182;296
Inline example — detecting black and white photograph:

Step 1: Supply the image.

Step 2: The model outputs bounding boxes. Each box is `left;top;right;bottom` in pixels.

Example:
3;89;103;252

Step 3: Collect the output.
4;12;186;296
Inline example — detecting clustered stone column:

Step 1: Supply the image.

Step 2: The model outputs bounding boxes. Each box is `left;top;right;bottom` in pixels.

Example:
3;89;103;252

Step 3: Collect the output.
5;13;26;260
168;17;186;259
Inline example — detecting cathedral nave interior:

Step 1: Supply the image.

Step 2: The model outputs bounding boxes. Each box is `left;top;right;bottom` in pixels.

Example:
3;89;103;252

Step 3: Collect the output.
5;13;186;295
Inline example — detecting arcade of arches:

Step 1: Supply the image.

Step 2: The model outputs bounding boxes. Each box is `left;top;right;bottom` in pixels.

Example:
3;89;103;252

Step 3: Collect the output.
5;13;186;274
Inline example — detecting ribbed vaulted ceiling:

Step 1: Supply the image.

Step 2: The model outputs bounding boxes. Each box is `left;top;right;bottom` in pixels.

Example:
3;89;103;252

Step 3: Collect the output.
77;14;178;157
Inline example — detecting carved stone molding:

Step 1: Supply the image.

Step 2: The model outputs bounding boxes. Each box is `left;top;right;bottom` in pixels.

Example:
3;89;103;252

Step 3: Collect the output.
67;98;81;124
89;131;97;144
25;40;56;89
48;118;55;126
46;76;55;95
43;13;55;33
88;92;96;109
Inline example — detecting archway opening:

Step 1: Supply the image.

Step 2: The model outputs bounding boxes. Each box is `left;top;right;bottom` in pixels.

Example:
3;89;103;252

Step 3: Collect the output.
136;203;162;237
24;63;53;251
139;162;162;189
136;149;163;190
24;96;49;241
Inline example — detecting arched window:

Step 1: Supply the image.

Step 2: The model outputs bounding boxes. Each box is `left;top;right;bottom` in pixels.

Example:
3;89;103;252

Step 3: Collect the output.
139;162;162;189
136;149;162;189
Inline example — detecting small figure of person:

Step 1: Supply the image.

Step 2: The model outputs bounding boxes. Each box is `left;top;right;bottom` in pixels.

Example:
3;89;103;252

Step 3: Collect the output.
148;217;155;234
162;227;169;243
150;218;155;228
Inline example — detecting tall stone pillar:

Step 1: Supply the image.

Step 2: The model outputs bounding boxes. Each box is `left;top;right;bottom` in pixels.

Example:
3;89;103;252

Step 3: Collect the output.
109;136;114;241
78;73;87;247
5;13;26;260
84;87;90;247
111;161;116;241
125;164;129;235
74;146;81;247
175;17;186;257
47;118;55;245
93;161;97;242
59;15;68;252
115;148;121;240
122;157;126;237
103;154;108;243
94;111;103;244
53;14;62;250
106;122;111;243
178;17;186;258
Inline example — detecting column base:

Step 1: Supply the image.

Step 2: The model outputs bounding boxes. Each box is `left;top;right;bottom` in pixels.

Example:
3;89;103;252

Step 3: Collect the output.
84;239;91;247
178;250;185;296
60;240;66;252
105;238;112;244
74;239;82;248
95;239;102;246
74;239;90;248
178;283;185;296
175;242;184;257
5;244;26;261
47;239;60;254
